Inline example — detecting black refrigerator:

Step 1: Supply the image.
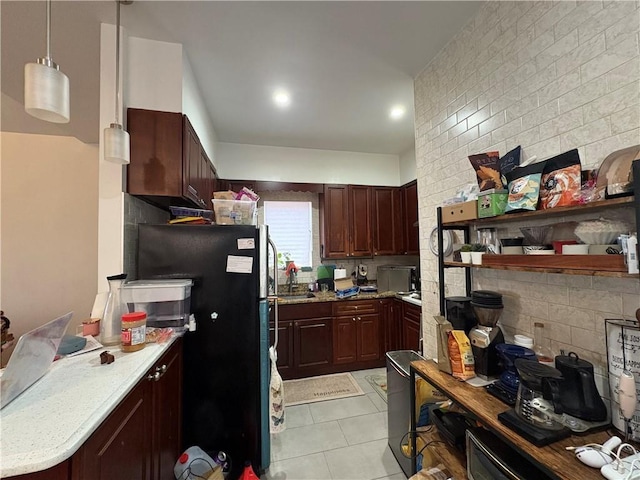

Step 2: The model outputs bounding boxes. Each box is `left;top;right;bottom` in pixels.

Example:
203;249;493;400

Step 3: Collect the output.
137;224;275;478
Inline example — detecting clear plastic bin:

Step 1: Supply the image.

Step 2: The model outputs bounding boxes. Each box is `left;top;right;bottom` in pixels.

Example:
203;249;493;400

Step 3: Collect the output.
121;279;193;327
211;199;257;225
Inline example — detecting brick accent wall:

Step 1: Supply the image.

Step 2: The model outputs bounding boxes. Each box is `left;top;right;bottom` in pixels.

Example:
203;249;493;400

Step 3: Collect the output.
414;1;640;393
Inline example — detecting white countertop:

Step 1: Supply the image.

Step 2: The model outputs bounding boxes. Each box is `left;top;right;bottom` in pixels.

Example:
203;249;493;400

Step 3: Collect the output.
401;293;422;307
0;335;181;477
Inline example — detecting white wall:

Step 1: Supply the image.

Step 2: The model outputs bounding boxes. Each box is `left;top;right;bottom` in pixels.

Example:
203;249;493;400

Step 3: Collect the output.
217;142;401;186
126;36;183;113
414;1;640;392
0;133;99;366
399;146;417;184
182;53;218;169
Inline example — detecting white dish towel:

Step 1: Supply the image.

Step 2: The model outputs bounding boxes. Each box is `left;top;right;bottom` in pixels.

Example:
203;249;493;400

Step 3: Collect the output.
269;346;285;433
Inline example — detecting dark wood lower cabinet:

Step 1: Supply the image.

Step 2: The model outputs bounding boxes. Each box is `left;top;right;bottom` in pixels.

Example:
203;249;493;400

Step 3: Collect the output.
402;302;421;351
273;300;388;379
151;339;183;480
381;299;402;354
295;318;332;371
8;339;183;480
72;378;151;480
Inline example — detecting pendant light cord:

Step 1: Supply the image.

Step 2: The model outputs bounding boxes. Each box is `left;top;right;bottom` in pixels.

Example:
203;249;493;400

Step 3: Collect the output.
114;0;121;125
46;0;51;60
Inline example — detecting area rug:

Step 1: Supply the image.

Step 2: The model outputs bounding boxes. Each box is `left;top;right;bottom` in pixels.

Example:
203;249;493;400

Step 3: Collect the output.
365;374;388;403
284;372;365;406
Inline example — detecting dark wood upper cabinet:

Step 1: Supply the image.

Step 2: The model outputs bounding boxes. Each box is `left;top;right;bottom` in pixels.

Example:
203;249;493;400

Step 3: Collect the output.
183;116;201;206
373;187;405;256
127;108;217;209
349;185;372;257
402;180;419;255
321;184;372;258
322;185;350;258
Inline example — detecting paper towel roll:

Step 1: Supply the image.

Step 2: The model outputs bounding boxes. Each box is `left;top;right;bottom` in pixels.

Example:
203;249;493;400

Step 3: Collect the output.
334;268;347;280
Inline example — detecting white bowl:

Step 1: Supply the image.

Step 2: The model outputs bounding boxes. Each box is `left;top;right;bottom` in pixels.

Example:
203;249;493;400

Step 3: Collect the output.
562;244;589;254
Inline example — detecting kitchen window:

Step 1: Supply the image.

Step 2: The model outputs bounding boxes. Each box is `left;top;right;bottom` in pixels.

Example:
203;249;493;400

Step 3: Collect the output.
264;201;313;267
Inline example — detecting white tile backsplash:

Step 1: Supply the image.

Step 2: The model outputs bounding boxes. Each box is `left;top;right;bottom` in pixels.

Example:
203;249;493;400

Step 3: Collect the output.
414;1;640;378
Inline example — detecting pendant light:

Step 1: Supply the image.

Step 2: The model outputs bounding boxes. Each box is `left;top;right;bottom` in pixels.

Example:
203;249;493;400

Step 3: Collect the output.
24;0;70;123
103;0;130;165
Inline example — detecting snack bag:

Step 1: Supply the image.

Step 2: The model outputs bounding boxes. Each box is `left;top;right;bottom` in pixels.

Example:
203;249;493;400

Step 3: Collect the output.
505;161;547;213
499;146;521;188
469;151;502;191
434;316;453;374
539;149;581;209
447;330;475;380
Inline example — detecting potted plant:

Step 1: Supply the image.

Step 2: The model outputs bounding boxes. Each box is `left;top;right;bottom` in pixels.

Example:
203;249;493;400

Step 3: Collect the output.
470;243;486;265
460;244;472;264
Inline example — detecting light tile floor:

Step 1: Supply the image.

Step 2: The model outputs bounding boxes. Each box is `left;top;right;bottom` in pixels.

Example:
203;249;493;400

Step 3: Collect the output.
264;368;407;480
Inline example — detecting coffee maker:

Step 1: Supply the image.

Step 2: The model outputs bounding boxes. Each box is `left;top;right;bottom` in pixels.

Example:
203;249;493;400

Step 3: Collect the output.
468;290;505;379
555;352;607;422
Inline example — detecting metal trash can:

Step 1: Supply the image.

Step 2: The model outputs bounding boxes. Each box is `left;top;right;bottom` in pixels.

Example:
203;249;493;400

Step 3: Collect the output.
386;350;425;478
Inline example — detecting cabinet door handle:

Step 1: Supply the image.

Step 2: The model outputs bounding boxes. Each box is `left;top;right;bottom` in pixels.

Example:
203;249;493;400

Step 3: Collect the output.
188;185;198;196
352;317;356;322
295;321;299;327
147;372;161;382
156;364;167;375
357;316;361;321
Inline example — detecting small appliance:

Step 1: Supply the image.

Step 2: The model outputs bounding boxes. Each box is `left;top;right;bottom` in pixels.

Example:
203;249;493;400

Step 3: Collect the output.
444;296;476;335
487;343;537;406
468;290;504;379
376;265;418;293
356;264;368;285
555;351;607;422
514;358;565;431
619;370;637;441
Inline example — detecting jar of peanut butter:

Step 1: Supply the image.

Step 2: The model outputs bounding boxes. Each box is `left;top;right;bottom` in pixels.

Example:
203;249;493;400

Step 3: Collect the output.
121;312;146;352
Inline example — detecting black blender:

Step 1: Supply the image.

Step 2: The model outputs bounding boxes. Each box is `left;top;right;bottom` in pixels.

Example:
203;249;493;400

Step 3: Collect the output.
468;290;505;379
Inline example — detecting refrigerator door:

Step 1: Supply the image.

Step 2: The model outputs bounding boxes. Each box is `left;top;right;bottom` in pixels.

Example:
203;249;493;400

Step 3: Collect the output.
137;224;269;478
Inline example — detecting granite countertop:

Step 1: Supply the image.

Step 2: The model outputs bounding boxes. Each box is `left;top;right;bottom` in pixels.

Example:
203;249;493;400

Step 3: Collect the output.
277;290;421;305
0;334;182;477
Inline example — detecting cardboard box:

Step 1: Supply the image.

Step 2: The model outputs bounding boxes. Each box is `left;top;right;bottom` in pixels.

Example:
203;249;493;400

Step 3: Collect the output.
477;190;508;218
441;201;477;223
334;278;360;299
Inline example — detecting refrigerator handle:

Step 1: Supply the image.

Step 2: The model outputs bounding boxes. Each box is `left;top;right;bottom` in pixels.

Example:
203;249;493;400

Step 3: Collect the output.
268;236;279;351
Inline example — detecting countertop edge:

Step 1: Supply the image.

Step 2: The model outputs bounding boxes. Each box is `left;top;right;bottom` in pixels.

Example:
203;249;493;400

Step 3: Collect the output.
0;334;182;477
276;291;421;305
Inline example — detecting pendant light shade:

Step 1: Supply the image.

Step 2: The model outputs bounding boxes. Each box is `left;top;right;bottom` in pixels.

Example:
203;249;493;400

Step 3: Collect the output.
103;0;130;165
24;1;70;123
104;123;130;164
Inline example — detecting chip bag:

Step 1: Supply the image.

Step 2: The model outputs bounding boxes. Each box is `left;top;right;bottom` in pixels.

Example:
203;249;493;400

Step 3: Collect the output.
505;161;547;213
469;151;502;191
539;149;581;209
447;330;475;380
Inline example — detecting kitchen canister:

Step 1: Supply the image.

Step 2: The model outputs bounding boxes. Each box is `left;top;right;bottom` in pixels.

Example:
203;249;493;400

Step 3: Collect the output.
606;319;640;441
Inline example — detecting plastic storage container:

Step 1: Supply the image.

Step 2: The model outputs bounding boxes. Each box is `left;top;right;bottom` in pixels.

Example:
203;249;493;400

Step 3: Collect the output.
174;446;222;480
121;279;193;328
211;199;257;225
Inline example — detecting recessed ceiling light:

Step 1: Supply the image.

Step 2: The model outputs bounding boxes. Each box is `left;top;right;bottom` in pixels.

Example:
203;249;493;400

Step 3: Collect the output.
273;89;291;108
389;105;406;120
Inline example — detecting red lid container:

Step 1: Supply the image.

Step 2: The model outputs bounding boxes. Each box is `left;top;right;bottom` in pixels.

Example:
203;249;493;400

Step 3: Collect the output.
122;312;146;323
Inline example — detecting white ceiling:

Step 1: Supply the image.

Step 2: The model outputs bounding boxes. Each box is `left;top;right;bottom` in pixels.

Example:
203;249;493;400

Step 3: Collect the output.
1;1;481;155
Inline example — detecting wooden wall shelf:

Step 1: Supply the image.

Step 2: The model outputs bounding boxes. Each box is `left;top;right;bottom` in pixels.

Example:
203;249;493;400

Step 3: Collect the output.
442;196;634;228
444;259;637;278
